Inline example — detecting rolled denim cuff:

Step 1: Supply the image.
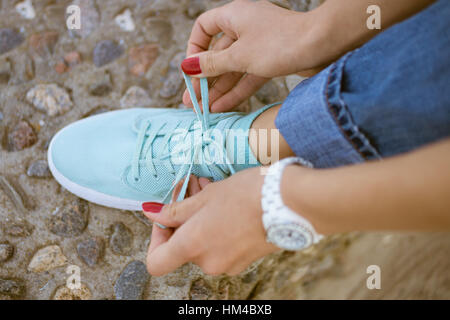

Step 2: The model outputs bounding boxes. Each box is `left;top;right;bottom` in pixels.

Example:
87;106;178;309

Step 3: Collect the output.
275;54;380;169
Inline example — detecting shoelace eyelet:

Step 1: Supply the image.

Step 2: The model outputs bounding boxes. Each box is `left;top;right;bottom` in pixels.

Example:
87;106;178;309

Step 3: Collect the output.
134;177;141;182
130;75;235;204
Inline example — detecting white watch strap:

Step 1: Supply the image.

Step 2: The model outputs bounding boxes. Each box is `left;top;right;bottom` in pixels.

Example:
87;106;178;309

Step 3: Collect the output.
261;157;323;245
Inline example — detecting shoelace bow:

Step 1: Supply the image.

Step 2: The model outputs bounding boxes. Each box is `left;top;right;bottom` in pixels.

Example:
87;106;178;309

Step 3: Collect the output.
131;73;236;204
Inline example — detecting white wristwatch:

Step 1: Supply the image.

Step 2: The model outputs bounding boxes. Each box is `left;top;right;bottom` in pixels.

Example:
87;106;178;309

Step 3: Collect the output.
261;157;323;251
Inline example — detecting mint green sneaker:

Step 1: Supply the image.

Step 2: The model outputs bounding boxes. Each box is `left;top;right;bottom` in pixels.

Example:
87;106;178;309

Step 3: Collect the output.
48;74;277;210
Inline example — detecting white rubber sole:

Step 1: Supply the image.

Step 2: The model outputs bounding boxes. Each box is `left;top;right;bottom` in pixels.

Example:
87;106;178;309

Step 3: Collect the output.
47;119;143;212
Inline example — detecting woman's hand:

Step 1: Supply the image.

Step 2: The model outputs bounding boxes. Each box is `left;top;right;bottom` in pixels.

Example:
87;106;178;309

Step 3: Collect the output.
144;168;278;276
181;0;317;112
181;0;434;112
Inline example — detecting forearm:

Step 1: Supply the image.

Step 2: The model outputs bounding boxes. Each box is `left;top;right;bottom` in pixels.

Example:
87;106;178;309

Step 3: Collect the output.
282;139;450;235
301;0;435;71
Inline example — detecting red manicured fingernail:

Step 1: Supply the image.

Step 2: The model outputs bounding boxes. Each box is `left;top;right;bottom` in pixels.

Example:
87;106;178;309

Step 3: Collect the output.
181;56;201;75
142;202;164;213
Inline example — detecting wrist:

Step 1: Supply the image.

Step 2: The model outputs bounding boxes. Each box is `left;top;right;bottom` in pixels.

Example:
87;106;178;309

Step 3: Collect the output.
290;10;329;72
280;164;334;236
292;2;374;72
261;158;324;250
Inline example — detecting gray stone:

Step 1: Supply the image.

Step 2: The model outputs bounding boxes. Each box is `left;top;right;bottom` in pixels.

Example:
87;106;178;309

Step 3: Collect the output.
49;199;89;237
120;86;153;108
77;237;104;267
109;222;133;256
0;243;14;263
27;160;51;178
69;0;100;39
7;121;37;151
189;278;212;300
0;278;25;298
93;40;124;67
114;261;150;300
160;71;183;99
0;29;24;55
26;84;73;117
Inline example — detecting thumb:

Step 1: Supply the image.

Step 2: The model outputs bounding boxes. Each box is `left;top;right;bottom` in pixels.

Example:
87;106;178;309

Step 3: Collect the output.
143;193;205;228
181;48;243;78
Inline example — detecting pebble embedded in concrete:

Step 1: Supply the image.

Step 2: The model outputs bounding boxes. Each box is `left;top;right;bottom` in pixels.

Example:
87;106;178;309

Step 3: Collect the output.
15;0;36;20
0;243;15;263
115;9;136;32
7;121;37;151
77;237;105;267
189;278;212;300
114;261;150;300
109;222;134;256
0;28;24;55
28;245;67;273
27;160;51;178
93;40;124;67
128;44;159;77
48;199;89;238
120;86;153;108
26;84;73;117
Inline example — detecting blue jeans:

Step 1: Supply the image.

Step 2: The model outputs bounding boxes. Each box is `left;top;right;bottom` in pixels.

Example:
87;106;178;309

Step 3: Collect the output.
275;0;450;168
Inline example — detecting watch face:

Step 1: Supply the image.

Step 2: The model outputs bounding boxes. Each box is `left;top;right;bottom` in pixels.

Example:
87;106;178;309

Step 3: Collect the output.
267;224;312;251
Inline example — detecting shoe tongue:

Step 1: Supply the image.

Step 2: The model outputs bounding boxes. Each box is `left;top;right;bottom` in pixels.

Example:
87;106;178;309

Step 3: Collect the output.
151;119;217;177
161;111;262;174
